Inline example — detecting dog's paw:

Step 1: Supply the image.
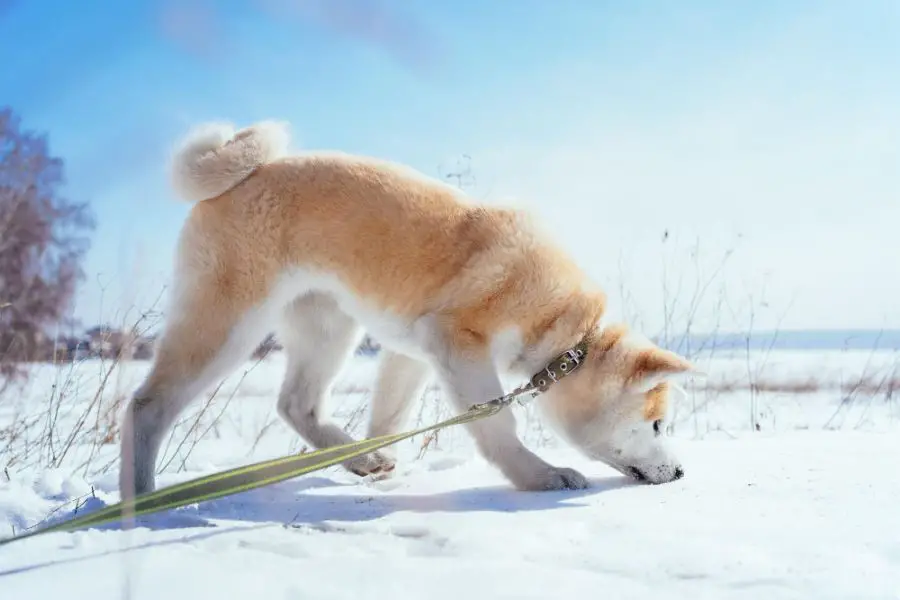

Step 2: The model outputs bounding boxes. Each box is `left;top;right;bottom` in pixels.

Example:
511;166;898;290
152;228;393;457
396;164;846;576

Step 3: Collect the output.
516;466;589;492
344;451;396;479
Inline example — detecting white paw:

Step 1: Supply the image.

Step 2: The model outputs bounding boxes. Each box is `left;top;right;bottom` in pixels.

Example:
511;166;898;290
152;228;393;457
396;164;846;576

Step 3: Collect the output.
343;451;396;479
516;466;589;492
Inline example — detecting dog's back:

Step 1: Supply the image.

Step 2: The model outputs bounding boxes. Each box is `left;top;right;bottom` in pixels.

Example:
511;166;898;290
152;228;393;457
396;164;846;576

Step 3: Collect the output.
173;123;574;320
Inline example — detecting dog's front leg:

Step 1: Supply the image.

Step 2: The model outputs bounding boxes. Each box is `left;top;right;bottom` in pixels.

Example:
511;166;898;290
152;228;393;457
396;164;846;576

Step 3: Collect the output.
435;354;588;491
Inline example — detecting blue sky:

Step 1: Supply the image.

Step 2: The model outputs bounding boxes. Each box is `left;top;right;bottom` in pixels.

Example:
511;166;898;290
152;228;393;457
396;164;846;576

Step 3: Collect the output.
1;0;898;335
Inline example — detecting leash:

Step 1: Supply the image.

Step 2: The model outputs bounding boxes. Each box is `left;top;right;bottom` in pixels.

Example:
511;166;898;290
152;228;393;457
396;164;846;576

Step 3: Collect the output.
0;344;587;548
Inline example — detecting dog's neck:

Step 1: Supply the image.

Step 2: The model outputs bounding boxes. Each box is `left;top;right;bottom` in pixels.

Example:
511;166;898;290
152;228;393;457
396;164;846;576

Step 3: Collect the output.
493;315;604;381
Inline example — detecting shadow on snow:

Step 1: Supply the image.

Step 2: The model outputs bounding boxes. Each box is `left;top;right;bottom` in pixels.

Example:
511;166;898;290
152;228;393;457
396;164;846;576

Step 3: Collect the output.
0;472;638;576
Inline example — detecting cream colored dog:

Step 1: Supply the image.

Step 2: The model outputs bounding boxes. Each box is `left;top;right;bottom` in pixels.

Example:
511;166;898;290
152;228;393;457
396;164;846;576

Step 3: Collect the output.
118;120;697;499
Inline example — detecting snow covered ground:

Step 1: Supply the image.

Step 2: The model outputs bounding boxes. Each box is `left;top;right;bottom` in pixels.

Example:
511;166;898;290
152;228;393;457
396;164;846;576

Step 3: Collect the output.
0;348;898;599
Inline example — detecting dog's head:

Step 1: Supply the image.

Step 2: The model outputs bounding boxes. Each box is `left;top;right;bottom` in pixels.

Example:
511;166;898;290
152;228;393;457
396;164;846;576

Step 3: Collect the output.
536;324;697;484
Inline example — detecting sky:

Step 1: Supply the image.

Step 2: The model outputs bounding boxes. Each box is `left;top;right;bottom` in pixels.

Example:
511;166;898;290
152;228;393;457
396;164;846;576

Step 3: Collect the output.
1;0;898;337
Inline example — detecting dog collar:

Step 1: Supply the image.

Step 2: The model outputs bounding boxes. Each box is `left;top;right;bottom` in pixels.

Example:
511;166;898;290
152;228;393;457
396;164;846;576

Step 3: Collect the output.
528;340;589;393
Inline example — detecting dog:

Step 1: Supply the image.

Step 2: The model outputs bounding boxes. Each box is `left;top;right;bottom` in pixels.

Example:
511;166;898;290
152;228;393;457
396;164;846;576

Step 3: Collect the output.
118;119;697;499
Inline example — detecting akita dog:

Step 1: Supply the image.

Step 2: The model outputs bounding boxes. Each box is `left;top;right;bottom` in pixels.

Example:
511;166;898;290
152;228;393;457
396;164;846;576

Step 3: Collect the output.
119;120;697;499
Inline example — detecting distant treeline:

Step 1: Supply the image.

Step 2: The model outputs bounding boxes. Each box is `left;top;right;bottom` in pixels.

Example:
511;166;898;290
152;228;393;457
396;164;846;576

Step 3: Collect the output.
656;329;900;353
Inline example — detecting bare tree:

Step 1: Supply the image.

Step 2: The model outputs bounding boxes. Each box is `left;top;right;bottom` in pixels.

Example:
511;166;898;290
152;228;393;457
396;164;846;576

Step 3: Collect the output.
0;107;94;388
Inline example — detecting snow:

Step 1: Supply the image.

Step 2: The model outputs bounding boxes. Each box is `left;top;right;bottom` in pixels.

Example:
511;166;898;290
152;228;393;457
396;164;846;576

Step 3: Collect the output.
1;349;899;599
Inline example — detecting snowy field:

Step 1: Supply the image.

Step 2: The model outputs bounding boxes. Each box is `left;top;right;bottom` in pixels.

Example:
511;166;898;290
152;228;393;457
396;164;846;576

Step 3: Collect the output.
0;347;898;599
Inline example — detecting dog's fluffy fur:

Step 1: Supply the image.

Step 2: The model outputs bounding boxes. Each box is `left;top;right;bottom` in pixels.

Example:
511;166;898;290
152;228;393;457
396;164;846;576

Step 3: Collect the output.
119;120;697;498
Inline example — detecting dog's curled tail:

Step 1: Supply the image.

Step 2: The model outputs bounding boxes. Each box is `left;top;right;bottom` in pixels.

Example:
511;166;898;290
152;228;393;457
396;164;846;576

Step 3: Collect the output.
169;120;291;203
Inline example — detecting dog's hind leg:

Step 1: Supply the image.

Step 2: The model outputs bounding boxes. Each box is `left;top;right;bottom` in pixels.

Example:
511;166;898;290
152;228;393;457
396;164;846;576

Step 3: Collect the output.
119;281;274;499
275;293;393;477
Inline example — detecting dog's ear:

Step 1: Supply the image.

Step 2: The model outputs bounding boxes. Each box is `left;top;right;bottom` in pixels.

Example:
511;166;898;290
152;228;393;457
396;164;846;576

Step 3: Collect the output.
625;347;702;393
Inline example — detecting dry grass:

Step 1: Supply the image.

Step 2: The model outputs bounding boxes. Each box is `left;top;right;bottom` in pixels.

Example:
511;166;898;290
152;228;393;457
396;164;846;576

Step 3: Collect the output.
697;374;900;396
0;295;164;477
3;232;899;479
3;341;899;479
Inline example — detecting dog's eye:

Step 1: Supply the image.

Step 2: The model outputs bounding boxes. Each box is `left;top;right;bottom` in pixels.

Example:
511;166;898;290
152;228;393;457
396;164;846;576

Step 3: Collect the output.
652;419;662;436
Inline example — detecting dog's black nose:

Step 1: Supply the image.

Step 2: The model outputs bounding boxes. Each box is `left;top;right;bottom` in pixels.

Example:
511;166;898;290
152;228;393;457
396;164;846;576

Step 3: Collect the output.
673;466;685;480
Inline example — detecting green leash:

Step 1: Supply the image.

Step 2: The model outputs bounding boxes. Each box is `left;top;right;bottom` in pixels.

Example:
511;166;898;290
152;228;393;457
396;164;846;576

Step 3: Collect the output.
0;343;587;548
0;392;513;548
